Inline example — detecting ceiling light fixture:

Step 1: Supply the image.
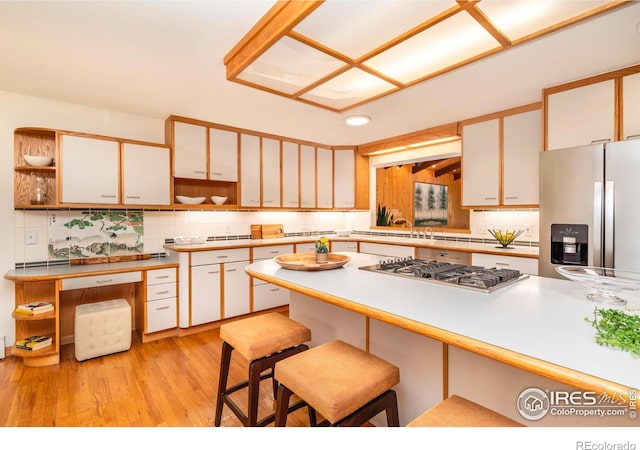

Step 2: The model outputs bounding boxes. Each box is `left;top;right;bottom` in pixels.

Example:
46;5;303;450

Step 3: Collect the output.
344;115;371;126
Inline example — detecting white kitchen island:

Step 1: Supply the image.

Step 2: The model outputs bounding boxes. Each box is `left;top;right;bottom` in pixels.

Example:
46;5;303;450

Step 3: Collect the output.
245;252;639;427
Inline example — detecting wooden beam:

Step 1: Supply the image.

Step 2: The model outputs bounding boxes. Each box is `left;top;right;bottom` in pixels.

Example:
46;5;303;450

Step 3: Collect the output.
224;1;324;80
435;161;461;178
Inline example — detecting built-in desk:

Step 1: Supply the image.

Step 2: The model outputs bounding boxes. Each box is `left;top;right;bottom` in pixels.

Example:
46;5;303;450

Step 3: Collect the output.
4;257;179;366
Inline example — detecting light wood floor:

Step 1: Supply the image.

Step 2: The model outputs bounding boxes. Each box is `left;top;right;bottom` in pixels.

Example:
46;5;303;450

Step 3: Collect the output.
0;326;314;427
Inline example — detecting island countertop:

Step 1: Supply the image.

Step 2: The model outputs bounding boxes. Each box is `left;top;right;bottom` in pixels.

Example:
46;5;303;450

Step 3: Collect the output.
245;252;638;400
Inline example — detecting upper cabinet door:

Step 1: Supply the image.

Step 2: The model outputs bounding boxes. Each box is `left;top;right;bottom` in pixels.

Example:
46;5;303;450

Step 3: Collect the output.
300;145;316;208
316;147;333;209
546;79;615;149
122;143;171;205
174;121;207;179
240;134;261;207
60;135;119;204
334;149;355;208
262;138;281;207
462;119;500;207
209;128;238;182
282;141;299;209
502;110;541;206
623;72;640;140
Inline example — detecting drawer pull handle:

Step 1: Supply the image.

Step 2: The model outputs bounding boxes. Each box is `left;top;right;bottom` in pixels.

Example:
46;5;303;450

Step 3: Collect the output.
269;251;280;254
155;290;169;295
155;275;170;279
483;197;497;200
495;262;510;266
226;268;237;272
590;139;611;144
155;306;170;311
504;196;519;200
217;255;228;259
208;270;220;274
96;279;113;284
194;170;206;174
270;288;280;292
100;195;116;198
211;172;222;175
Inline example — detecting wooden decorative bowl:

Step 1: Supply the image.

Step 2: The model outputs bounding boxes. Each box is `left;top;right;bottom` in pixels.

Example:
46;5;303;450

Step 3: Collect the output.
273;253;351;271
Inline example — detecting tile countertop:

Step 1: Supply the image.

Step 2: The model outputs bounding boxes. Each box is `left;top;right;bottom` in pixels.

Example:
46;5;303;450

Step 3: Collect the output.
163;234;539;259
246;252;639;398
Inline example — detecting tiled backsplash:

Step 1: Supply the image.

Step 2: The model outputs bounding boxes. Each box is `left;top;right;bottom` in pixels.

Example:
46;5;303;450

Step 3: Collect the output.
14;208;539;266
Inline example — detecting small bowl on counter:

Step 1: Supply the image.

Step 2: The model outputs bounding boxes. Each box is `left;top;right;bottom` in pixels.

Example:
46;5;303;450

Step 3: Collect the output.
24;155;54;166
211;196;228;205
176;196;206;204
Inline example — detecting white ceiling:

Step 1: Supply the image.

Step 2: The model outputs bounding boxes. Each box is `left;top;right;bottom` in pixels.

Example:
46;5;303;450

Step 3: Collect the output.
1;1;639;147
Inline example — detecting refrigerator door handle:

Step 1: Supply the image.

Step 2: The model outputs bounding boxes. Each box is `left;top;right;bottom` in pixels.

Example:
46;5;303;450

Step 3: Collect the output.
604;181;615;268
593;182;603;267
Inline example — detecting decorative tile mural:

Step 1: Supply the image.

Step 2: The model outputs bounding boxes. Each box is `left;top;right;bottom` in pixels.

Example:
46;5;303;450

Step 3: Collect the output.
49;210;144;260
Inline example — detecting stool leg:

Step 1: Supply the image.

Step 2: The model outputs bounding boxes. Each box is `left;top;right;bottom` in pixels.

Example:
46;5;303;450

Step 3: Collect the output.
214;341;233;427
247;359;263;427
274;383;293;427
385;390;400;427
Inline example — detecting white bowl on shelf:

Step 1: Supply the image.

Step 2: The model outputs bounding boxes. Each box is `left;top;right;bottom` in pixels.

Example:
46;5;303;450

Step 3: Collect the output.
190;236;207;244
211;196;228;205
24;155;53;166
176;195;206;204
173;236;192;245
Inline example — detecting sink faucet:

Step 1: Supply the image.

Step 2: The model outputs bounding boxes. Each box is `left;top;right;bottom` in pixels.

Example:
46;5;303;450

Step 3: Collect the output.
392;218;414;238
424;227;433;240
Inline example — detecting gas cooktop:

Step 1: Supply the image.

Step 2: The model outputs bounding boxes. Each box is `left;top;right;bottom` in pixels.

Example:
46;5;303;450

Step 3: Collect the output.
359;258;529;293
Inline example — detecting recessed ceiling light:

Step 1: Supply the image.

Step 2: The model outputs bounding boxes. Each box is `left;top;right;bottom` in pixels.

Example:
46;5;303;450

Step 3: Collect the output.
344;115;371;126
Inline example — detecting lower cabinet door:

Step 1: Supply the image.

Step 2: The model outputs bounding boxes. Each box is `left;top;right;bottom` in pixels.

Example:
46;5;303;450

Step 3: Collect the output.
146;297;177;333
223;261;250;318
191;264;222;325
253;283;290;311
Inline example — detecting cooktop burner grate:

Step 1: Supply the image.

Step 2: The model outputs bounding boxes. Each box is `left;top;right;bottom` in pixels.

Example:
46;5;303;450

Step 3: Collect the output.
359;258;529;292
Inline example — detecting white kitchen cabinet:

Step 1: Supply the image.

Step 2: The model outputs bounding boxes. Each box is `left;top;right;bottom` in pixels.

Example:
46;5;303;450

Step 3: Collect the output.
209;128;238;182
190;248;251;325
190;263;222;325
502;110;541;205
295;242;317;253
331;241;358;252
222;260;250;318
461;119;500;207
262;138;281;207
316;147;333;209
359;242;414;259
546;79;615;149
471;253;538;275
623;72;640;139
252;244;293;312
240;134;261;207
145;268;177;334
60;134;119;204
122;143;171;205
334;149;355;208
300;145;316;208
282;141;299;208
173;121;207;179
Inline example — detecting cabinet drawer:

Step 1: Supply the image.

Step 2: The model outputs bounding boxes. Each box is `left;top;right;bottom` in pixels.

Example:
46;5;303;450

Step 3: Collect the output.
146;268;177;285
295;242;316;253
417;248;470;264
359;242;414;258
253;283;289;312
147;282;177;301
471;253;538;275
146;298;177;333
331;241;358;252
191;248;249;266
253;244;294;260
61;271;142;291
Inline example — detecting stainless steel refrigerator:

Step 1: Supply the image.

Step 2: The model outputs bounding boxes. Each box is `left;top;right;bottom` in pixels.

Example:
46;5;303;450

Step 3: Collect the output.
539;139;640;278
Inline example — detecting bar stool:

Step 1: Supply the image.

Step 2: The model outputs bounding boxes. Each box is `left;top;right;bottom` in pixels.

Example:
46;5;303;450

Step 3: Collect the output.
214;312;311;427
407;395;524;427
274;339;400;427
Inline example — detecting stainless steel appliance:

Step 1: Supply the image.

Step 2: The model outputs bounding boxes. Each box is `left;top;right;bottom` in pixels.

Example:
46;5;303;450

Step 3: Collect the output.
359;258;528;293
539;139;640;278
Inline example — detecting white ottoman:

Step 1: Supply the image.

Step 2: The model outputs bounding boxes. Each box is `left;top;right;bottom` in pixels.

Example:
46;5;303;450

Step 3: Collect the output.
74;299;132;361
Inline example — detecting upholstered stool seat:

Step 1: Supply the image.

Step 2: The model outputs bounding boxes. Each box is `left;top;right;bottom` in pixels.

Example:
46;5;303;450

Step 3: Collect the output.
214;312;311;427
274;339;400;427
407;395;524;427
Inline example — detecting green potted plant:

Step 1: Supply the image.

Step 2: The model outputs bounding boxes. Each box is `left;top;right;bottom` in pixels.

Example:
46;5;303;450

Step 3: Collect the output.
376;204;394;226
315;236;329;263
